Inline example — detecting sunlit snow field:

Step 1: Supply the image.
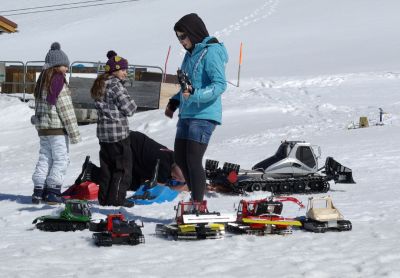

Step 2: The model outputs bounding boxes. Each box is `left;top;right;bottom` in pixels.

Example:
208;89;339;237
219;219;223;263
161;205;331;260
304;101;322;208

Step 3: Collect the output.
1;0;400;277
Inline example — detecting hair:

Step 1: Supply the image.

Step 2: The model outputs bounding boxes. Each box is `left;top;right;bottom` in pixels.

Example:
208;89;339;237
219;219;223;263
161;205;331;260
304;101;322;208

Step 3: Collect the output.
91;73;110;100
34;67;66;99
171;163;185;182
174;25;185;33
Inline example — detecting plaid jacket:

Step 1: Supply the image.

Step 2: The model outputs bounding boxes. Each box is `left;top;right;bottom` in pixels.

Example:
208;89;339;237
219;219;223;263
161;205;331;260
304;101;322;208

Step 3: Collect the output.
95;76;137;143
35;84;81;144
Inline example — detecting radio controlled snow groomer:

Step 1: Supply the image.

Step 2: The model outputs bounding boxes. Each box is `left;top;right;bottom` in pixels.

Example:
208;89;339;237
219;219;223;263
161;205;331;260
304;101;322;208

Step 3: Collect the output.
156;200;235;240
89;214;145;247
33;199;91;232
206;140;355;195
298;196;352;233
227;196;304;235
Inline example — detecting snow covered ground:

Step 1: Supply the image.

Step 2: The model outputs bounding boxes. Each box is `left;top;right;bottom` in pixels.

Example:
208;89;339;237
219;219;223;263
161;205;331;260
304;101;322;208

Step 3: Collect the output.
1;1;400;277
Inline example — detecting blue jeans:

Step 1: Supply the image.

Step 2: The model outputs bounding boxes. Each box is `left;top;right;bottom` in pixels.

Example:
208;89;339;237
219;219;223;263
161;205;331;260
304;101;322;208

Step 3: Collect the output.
176;118;216;144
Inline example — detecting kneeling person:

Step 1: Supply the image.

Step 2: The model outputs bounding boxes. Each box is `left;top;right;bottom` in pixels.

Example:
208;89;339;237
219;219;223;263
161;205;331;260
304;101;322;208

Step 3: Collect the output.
78;131;186;193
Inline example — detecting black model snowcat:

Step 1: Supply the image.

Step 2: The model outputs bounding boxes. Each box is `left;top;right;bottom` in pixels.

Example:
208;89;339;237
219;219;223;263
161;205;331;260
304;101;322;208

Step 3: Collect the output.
32;199;91;232
206;141;355;195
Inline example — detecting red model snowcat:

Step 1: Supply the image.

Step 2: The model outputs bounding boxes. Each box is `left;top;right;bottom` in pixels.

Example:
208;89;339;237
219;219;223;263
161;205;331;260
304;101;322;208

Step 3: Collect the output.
226;196;304;235
155;200;235;240
89;214;145;247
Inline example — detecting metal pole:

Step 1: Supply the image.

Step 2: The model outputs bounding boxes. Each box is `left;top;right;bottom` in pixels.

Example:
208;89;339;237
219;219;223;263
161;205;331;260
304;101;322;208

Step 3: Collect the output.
23;61;26;101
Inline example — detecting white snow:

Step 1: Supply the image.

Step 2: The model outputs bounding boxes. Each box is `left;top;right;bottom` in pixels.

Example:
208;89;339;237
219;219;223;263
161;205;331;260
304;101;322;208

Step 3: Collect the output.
1;1;400;277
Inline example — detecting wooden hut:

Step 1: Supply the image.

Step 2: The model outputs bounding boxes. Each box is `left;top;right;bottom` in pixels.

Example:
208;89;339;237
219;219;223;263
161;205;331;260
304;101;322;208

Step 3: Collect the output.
0;16;18;34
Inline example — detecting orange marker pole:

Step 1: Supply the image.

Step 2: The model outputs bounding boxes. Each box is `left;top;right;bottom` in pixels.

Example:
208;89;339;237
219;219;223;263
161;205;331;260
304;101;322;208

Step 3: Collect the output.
237;42;243;87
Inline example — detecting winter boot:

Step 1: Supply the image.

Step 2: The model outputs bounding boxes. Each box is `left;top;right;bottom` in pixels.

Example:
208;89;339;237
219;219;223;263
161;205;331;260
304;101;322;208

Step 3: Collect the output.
32;187;44;204
44;186;64;204
121;199;135;208
74;156;94;185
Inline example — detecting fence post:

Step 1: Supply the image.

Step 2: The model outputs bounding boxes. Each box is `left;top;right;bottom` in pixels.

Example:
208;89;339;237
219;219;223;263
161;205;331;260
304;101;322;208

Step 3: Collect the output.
0;62;5;93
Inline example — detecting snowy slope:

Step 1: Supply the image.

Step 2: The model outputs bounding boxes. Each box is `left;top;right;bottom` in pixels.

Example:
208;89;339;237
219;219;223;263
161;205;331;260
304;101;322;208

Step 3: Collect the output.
1;1;400;278
1;73;400;278
2;0;400;78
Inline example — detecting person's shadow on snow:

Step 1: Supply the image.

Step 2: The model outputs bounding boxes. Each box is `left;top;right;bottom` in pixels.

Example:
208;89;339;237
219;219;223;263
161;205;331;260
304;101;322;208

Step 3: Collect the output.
0;193;57;212
0;193;32;204
91;206;173;225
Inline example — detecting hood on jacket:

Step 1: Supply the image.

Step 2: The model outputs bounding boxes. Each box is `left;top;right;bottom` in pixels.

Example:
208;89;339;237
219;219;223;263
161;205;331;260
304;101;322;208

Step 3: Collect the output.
191;36;228;64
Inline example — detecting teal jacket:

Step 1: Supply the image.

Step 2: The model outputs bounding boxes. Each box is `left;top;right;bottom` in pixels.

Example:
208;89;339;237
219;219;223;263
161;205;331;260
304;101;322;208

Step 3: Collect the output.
171;36;228;124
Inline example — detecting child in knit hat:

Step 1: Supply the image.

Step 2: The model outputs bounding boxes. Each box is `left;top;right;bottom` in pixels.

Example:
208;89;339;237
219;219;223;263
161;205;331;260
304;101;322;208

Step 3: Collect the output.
32;42;81;204
91;50;137;207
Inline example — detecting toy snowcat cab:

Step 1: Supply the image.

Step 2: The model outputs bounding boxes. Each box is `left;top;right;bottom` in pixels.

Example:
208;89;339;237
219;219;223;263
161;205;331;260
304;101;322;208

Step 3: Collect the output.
89;214;145;247
206;140;355;194
62;156;99;200
155;200;236;240
32;199;91;232
299;196;352;233
226;196;304;235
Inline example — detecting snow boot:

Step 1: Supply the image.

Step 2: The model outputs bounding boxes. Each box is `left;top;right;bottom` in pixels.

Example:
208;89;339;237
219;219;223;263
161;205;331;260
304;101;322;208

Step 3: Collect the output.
32;187;44;204
74;155;94;185
121;199;135;208
44;186;64;204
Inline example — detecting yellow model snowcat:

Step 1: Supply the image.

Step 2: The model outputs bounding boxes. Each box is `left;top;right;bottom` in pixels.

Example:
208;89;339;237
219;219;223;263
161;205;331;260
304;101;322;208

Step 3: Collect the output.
155;200;235;240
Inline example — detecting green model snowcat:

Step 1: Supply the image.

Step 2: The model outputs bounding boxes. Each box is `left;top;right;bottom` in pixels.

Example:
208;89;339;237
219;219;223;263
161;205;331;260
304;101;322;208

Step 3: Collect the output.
33;199;91;232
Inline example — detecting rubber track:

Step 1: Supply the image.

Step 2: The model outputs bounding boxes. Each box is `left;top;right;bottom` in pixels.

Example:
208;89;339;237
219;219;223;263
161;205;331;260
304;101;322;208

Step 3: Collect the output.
36;221;88;232
236;175;330;194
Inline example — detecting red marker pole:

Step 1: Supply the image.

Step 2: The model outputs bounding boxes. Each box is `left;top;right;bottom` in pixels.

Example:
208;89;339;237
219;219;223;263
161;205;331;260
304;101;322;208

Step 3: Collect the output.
163;45;171;83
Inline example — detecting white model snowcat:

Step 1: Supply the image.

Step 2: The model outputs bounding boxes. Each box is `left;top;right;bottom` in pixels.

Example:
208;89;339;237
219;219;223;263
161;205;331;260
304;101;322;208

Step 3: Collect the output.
206;140;355;194
299;196;352;233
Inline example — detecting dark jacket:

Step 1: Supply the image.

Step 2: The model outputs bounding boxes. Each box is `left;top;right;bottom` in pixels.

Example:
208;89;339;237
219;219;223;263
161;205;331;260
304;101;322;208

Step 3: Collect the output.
130;131;174;190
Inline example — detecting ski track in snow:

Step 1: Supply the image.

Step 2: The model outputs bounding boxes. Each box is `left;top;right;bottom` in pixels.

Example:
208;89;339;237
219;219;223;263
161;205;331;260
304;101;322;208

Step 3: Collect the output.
214;0;280;39
177;0;280;58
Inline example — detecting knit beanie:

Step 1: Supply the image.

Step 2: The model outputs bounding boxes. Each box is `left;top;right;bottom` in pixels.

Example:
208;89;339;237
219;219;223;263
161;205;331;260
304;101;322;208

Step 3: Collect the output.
44;42;70;69
104;50;128;73
174;13;209;46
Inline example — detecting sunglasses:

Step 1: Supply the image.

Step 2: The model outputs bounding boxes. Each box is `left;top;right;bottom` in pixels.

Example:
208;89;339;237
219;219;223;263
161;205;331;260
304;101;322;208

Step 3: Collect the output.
176;33;188;41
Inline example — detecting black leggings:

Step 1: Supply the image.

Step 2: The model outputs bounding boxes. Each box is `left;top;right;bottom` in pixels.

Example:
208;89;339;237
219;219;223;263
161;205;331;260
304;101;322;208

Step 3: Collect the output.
174;138;208;202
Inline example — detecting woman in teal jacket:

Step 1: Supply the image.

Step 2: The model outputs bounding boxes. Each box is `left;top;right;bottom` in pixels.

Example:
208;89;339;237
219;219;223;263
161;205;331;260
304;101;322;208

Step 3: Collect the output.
165;13;228;201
